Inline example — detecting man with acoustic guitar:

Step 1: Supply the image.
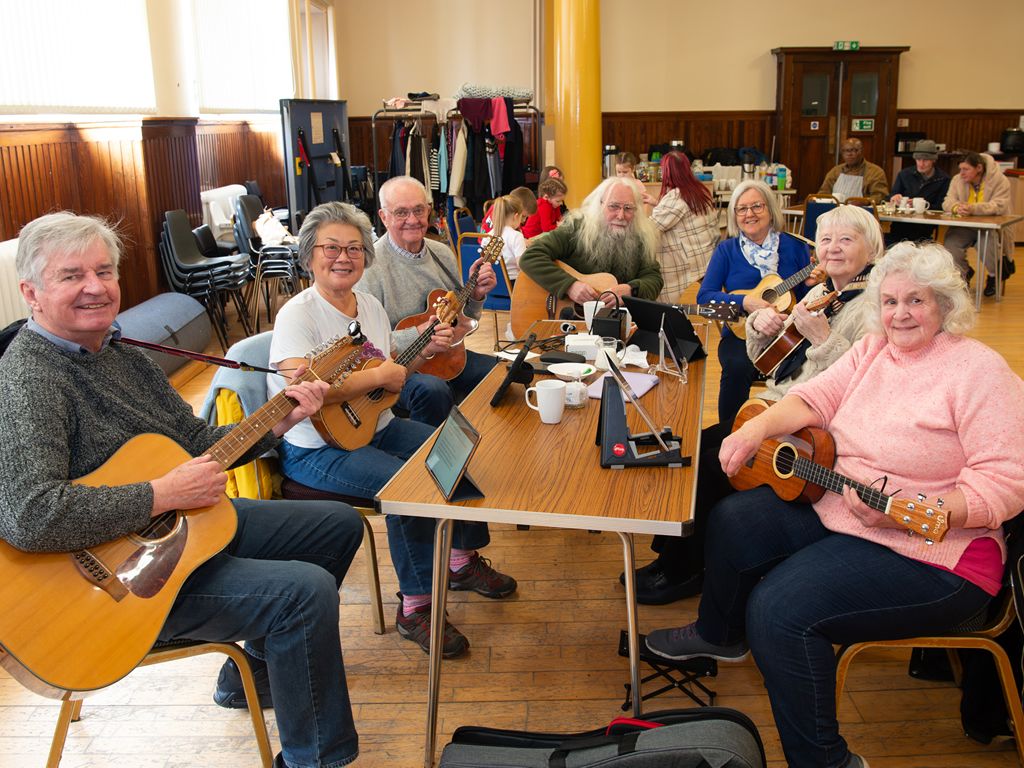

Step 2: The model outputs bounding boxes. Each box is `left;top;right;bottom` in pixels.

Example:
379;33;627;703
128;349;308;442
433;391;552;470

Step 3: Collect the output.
518;177;663;316
0;212;363;768
358;176;498;427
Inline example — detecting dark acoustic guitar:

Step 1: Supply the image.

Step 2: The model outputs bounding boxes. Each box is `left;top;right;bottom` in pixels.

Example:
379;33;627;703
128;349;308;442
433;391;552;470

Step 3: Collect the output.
752;290;838;376
394;234;504;380
728;399;949;543
0;332;365;700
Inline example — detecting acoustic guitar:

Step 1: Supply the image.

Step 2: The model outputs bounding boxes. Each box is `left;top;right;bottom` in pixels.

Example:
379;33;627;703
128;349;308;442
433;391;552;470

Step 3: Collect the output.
510;261;741;337
510;260;617;339
752;290;838;376
0;333;365;700
727;399;949;543
394;234;504;380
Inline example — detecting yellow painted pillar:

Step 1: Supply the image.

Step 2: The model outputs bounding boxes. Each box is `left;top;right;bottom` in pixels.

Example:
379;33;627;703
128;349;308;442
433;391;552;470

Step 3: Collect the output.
549;0;601;208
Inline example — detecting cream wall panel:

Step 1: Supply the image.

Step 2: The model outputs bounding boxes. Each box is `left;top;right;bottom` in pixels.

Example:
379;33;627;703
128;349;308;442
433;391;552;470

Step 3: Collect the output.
334;0;539;116
600;0;1024;111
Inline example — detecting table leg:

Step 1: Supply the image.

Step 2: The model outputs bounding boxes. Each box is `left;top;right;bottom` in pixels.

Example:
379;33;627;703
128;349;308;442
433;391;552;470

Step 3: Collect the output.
617;531;642;717
424;518;455;768
975;230;986;310
995;229;1004;302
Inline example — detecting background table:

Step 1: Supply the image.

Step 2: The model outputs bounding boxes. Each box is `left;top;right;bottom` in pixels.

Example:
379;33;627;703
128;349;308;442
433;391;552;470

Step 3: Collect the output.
376;320;706;766
783;205;1024;308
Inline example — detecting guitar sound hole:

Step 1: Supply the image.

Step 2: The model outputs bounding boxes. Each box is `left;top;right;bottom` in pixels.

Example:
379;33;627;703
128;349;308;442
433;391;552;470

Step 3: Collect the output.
139;511;178;541
773;445;798;475
762;289;778;303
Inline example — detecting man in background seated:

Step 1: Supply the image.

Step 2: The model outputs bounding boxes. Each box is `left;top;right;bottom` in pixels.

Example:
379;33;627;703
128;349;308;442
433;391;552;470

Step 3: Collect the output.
818;137;889;203
358;176;497;427
886;139;951;246
0;212;361;768
519;177;664;308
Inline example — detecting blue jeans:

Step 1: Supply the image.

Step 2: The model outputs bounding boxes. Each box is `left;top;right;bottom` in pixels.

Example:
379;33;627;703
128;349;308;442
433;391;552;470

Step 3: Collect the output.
159;497;363;768
279;418;490;596
698;487;991;768
398;350;497;427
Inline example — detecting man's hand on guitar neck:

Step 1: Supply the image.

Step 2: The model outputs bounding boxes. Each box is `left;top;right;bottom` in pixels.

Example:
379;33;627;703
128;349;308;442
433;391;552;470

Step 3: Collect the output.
566;280;633;306
470;258;496;300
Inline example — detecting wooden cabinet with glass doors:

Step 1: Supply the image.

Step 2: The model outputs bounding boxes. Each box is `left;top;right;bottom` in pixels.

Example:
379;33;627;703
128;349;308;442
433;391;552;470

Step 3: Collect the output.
772;46;908;200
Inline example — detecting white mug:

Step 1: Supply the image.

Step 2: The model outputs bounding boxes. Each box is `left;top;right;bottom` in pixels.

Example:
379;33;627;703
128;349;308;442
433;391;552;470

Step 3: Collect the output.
582;300;603;332
525;379;566;424
912;197;930;214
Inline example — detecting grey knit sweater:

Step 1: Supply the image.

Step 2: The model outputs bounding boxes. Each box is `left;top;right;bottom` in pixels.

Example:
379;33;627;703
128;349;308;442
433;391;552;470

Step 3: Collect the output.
358;235;483;353
0;329;276;552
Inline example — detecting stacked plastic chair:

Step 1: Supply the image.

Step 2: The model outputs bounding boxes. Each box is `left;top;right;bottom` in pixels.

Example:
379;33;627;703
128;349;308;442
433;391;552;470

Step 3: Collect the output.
234;194;300;332
160;210;251;349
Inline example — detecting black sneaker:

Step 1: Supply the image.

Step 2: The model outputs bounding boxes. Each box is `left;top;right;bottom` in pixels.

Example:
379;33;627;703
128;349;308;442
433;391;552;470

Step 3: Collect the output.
449;553;517;598
395;597;469;658
213;654;273;709
645;622;749;662
984;276;996;297
619;561;703;605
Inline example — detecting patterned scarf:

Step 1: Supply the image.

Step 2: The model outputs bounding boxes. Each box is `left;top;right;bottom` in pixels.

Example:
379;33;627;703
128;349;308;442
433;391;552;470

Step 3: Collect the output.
739;230;780;277
773;265;872;383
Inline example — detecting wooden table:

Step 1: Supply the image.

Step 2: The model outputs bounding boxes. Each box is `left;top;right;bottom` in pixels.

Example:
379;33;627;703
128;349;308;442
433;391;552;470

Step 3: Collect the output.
783;205;1024;308
376;320;707;767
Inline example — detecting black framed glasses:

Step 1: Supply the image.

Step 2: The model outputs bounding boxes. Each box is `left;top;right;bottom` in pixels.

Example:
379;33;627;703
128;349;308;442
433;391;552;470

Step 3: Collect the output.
314;243;365;259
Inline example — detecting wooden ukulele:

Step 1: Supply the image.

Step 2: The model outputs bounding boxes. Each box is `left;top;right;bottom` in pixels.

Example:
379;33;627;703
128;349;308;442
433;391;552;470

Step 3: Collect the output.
510;260;619;338
728;399;949;543
314;312;462;450
725;260;818;340
752;290;838;376
394;234;504;380
0;333;366;700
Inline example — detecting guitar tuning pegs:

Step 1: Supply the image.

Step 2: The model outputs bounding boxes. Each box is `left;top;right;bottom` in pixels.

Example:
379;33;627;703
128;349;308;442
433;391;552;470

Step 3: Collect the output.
924;538;934;546
936;497;944;508
917;493;925;502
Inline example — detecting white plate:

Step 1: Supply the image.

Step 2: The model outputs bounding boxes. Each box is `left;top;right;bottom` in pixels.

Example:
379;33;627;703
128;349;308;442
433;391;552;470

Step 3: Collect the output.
547;362;598;381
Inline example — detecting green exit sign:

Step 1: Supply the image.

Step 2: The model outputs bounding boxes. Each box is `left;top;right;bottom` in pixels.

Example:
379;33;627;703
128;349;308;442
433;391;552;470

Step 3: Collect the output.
851;119;875;131
833;40;861;51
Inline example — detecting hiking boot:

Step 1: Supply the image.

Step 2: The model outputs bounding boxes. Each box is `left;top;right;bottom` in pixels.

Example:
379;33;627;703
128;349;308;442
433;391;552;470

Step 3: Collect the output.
395;597;469;658
213;654;273;709
449;553;517;598
645;622;749;662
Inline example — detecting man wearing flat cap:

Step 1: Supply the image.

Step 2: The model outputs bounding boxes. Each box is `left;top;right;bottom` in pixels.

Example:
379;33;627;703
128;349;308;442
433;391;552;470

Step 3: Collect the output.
886;139;951;246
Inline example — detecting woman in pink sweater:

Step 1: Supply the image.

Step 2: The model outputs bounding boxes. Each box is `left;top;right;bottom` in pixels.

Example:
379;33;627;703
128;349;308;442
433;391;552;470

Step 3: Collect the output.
645;242;1024;768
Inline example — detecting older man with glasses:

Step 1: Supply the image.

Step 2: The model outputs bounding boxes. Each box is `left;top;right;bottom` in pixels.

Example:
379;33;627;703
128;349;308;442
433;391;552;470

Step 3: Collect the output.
817;137;889;203
357;176;498;428
518;177;663;310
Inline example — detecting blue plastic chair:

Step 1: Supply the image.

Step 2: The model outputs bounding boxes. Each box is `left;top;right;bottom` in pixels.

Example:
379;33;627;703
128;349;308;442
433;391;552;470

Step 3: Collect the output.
803;195;839;243
458;232;511;348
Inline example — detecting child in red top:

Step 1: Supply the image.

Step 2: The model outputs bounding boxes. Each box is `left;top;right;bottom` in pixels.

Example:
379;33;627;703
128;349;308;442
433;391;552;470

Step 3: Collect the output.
522;177;567;239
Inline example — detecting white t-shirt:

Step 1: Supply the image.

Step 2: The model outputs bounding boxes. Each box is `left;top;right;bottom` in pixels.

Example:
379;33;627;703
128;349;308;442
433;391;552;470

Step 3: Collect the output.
484;226;526;281
268;286;394;449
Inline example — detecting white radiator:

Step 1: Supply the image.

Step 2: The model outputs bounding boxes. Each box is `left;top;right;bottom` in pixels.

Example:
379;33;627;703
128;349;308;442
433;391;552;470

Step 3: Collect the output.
0;239;29;328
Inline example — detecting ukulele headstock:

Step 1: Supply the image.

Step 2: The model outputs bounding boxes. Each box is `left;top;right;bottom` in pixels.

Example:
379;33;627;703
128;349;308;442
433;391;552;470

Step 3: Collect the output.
888;495;949;543
704;301;742;321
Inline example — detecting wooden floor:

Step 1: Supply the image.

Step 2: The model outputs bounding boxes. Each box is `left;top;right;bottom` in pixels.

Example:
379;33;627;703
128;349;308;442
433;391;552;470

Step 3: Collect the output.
3;251;1023;767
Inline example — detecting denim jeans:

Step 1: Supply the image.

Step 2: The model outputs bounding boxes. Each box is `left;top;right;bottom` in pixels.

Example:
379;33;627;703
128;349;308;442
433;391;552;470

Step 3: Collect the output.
698;487;991;768
278;418;490;596
159;497;363;768
716;333;759;424
398;350;497;426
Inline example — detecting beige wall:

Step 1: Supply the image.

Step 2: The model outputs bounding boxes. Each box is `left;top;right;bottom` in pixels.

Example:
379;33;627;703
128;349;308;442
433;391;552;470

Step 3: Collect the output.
334;0;540;116
335;0;1023;117
601;0;1024;112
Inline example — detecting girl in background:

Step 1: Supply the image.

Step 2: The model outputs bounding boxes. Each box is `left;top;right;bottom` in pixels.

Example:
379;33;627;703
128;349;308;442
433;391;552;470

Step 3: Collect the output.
522;177;567;238
488;195;527;282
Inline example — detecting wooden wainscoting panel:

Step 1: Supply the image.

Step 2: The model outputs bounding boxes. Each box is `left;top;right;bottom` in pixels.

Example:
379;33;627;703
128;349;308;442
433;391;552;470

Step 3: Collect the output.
896;109;1024;155
196;120;286;209
602;111;776;160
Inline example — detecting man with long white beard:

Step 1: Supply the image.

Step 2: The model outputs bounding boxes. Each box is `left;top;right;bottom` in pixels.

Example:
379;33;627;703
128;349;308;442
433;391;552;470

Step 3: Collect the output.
519;177;663;307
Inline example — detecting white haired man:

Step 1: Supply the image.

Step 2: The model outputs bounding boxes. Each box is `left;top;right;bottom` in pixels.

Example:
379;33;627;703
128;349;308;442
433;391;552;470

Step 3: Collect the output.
519;177;663;307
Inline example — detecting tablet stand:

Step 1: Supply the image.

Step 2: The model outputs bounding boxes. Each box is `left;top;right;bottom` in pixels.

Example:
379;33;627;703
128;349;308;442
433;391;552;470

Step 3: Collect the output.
651;316;687;381
595;376;689;469
447;471;485;502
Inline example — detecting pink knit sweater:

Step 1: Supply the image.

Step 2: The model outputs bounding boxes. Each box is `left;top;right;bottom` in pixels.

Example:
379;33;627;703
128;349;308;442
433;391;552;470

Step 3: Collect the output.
788;332;1024;570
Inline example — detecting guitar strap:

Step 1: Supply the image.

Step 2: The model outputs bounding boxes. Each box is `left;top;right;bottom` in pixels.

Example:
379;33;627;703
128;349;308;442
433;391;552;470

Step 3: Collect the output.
772;265;872;383
113;336;278;374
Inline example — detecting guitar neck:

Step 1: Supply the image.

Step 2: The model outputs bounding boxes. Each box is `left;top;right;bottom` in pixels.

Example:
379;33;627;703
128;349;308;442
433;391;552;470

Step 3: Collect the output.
791;456;890;514
770;262;815;299
206;378;310;469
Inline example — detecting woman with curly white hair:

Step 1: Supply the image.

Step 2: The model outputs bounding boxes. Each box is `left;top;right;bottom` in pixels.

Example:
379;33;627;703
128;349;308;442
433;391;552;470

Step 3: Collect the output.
646;241;1024;768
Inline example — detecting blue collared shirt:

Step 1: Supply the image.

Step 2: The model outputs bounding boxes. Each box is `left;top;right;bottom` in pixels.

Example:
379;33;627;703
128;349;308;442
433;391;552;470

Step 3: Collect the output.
26;317;120;355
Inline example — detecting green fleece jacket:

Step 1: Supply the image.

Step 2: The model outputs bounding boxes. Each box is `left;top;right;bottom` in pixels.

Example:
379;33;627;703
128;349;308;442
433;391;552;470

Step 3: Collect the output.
518;218;663;300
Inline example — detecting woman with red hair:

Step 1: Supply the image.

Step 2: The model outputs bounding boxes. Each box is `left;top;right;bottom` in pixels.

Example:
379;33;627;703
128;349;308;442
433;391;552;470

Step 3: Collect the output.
650;151;720;302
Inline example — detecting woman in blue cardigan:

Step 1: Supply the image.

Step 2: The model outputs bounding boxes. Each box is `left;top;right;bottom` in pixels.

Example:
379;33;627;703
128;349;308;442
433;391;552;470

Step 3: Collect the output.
697;180;812;422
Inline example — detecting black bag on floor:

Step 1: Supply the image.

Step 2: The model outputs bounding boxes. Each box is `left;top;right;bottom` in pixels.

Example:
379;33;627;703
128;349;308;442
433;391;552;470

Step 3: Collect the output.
439;707;765;767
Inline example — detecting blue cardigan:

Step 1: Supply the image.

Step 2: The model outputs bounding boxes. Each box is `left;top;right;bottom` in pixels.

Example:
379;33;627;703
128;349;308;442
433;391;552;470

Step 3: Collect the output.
696;233;812;340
